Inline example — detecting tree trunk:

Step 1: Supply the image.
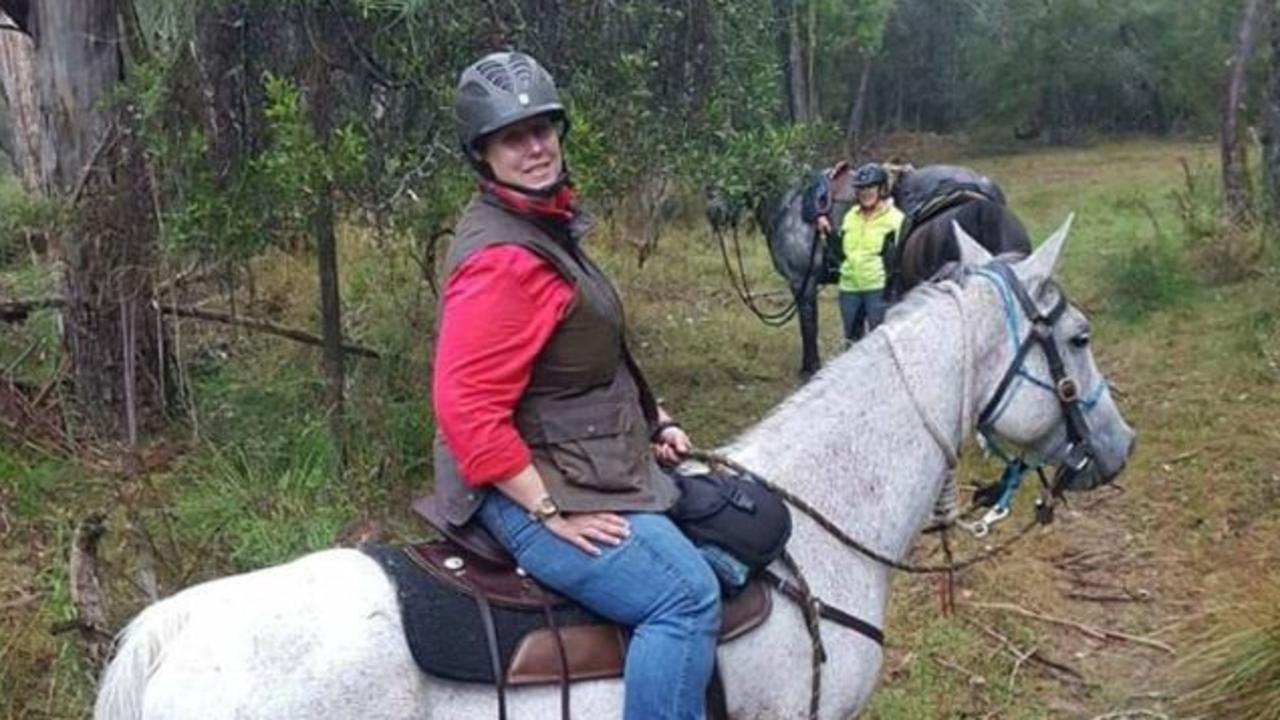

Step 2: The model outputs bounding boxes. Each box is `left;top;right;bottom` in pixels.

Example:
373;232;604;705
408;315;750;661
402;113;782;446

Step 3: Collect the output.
1261;4;1280;229
1222;0;1267;227
844;50;872;151
305;7;347;479
0;10;43;192
805;0;817;120
8;0;174;442
778;0;808;123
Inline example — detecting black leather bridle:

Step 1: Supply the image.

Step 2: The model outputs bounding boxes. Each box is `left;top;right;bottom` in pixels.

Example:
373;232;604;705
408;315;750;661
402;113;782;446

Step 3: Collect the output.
972;262;1108;494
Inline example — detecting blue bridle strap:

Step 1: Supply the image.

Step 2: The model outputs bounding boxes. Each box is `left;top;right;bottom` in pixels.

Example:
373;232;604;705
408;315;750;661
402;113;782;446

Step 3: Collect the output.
969;262;1104;496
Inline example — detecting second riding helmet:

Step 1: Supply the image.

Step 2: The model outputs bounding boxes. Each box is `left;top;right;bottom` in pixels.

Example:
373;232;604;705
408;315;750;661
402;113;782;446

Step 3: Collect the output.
852;163;888;189
455;52;568;171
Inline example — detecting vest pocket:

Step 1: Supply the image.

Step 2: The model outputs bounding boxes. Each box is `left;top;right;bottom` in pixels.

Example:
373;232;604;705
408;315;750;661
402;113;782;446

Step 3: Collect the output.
535;404;647;493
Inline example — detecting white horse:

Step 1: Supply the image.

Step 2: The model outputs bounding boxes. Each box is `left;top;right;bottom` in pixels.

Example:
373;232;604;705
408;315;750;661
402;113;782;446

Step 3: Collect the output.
94;218;1135;719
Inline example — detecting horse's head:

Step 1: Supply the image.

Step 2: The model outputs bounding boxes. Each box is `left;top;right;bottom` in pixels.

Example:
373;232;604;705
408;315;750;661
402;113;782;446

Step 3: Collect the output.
957;216;1135;492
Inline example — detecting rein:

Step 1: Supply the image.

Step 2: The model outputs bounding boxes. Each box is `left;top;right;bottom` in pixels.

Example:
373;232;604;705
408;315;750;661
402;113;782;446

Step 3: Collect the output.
715;208;823;328
685;448;1046;575
687;446;1046;720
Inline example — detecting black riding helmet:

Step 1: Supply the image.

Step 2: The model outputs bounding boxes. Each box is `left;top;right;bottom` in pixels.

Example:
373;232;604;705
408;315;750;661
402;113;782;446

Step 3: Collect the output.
455;51;569;178
852;163;888;189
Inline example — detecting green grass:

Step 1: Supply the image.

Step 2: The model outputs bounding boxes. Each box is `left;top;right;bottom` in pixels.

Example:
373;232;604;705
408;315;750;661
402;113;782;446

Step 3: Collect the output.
0;452;67;518
866;616;1050;719
170;433;355;570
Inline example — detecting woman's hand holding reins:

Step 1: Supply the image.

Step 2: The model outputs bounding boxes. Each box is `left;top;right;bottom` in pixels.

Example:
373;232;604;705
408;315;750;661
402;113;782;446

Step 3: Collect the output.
653;424;692;465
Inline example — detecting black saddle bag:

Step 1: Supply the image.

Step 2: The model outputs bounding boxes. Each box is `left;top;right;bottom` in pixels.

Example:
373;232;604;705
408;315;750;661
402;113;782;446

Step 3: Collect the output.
667;469;792;571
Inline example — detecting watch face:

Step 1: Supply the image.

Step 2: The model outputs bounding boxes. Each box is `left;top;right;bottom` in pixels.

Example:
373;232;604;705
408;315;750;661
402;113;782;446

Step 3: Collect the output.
535;497;559;518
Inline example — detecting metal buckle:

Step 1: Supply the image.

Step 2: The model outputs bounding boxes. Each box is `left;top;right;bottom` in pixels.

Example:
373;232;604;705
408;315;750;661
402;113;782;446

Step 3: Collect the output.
1034;496;1055;525
981;505;1010;527
1056;377;1080;403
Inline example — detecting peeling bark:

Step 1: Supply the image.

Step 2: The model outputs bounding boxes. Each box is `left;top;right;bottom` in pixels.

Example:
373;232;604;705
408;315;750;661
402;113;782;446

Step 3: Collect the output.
70;513;110;667
22;0;175;441
0;10;41;192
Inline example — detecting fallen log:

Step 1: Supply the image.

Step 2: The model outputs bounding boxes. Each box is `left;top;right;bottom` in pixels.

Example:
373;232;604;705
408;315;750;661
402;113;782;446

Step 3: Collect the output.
1;297;380;358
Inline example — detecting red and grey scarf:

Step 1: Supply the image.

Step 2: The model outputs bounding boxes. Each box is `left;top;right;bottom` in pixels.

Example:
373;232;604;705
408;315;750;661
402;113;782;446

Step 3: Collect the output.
480;178;578;224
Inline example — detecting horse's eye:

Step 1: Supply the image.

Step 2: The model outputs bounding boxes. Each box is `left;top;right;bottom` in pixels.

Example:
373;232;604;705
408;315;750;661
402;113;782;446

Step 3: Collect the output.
1071;333;1091;348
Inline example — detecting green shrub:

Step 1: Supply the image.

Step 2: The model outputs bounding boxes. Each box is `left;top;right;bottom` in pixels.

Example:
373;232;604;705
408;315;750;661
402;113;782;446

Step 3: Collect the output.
1100;234;1194;321
0;452;67;518
0;176;53;267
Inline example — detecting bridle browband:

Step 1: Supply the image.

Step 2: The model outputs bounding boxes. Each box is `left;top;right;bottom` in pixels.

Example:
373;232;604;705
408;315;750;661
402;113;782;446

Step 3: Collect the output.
971;262;1107;494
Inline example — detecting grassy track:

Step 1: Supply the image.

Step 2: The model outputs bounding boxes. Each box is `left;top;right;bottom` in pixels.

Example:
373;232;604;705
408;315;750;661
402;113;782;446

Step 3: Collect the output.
2;138;1277;718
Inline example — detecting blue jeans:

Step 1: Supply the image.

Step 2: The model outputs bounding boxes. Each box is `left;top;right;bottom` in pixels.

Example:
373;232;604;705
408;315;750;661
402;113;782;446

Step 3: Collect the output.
839;288;887;342
476;492;721;720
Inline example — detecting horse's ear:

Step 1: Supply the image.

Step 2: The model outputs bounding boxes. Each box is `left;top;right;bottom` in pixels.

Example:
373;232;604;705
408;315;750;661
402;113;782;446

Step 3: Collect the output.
954;221;993;266
1017;213;1075;282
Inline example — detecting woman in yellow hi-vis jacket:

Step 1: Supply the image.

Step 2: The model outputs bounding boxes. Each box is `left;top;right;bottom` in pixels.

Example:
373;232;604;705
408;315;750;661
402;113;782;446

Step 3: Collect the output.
837;163;904;343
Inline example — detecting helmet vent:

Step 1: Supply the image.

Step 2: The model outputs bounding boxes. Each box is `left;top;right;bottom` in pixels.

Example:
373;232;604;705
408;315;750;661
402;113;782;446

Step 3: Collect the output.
507;54;536;87
475;58;515;92
459;81;490;99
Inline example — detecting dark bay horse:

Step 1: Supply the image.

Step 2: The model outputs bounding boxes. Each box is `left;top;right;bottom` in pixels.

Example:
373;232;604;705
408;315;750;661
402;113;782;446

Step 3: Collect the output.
754;164;1031;376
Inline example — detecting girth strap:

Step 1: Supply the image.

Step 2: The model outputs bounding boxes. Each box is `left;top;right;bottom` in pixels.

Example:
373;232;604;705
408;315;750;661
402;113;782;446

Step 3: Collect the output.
761;566;884;720
706;664;729;720
474;594;507;720
536;595;572;720
475;587;571;720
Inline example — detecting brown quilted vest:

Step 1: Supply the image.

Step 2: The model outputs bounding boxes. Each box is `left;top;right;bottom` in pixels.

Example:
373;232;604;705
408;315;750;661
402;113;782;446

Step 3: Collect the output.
430;194;678;526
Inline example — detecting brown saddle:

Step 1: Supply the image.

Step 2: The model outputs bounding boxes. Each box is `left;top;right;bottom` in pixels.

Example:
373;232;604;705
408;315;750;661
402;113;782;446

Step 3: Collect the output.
408;494;772;719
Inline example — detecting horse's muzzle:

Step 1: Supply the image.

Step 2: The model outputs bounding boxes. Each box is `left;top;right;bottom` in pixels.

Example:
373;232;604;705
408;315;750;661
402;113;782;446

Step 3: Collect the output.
1058;432;1136;492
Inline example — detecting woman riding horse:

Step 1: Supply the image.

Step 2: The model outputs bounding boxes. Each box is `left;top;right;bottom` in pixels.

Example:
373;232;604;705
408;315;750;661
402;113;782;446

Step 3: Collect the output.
432;51;718;720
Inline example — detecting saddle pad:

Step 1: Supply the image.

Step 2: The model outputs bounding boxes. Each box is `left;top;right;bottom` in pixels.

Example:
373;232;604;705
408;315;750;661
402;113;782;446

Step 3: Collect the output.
364;542;772;687
365;543;605;684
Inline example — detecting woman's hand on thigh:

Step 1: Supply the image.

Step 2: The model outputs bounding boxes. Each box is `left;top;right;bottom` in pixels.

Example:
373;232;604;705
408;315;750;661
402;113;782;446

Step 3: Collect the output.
545;512;631;555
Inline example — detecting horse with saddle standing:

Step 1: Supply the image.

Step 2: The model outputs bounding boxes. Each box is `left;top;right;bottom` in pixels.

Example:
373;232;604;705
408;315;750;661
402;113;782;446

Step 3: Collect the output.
730;162;1033;377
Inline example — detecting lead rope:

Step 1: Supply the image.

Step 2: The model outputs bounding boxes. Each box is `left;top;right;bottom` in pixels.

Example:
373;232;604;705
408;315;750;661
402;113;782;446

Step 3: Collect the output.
879;281;973;468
